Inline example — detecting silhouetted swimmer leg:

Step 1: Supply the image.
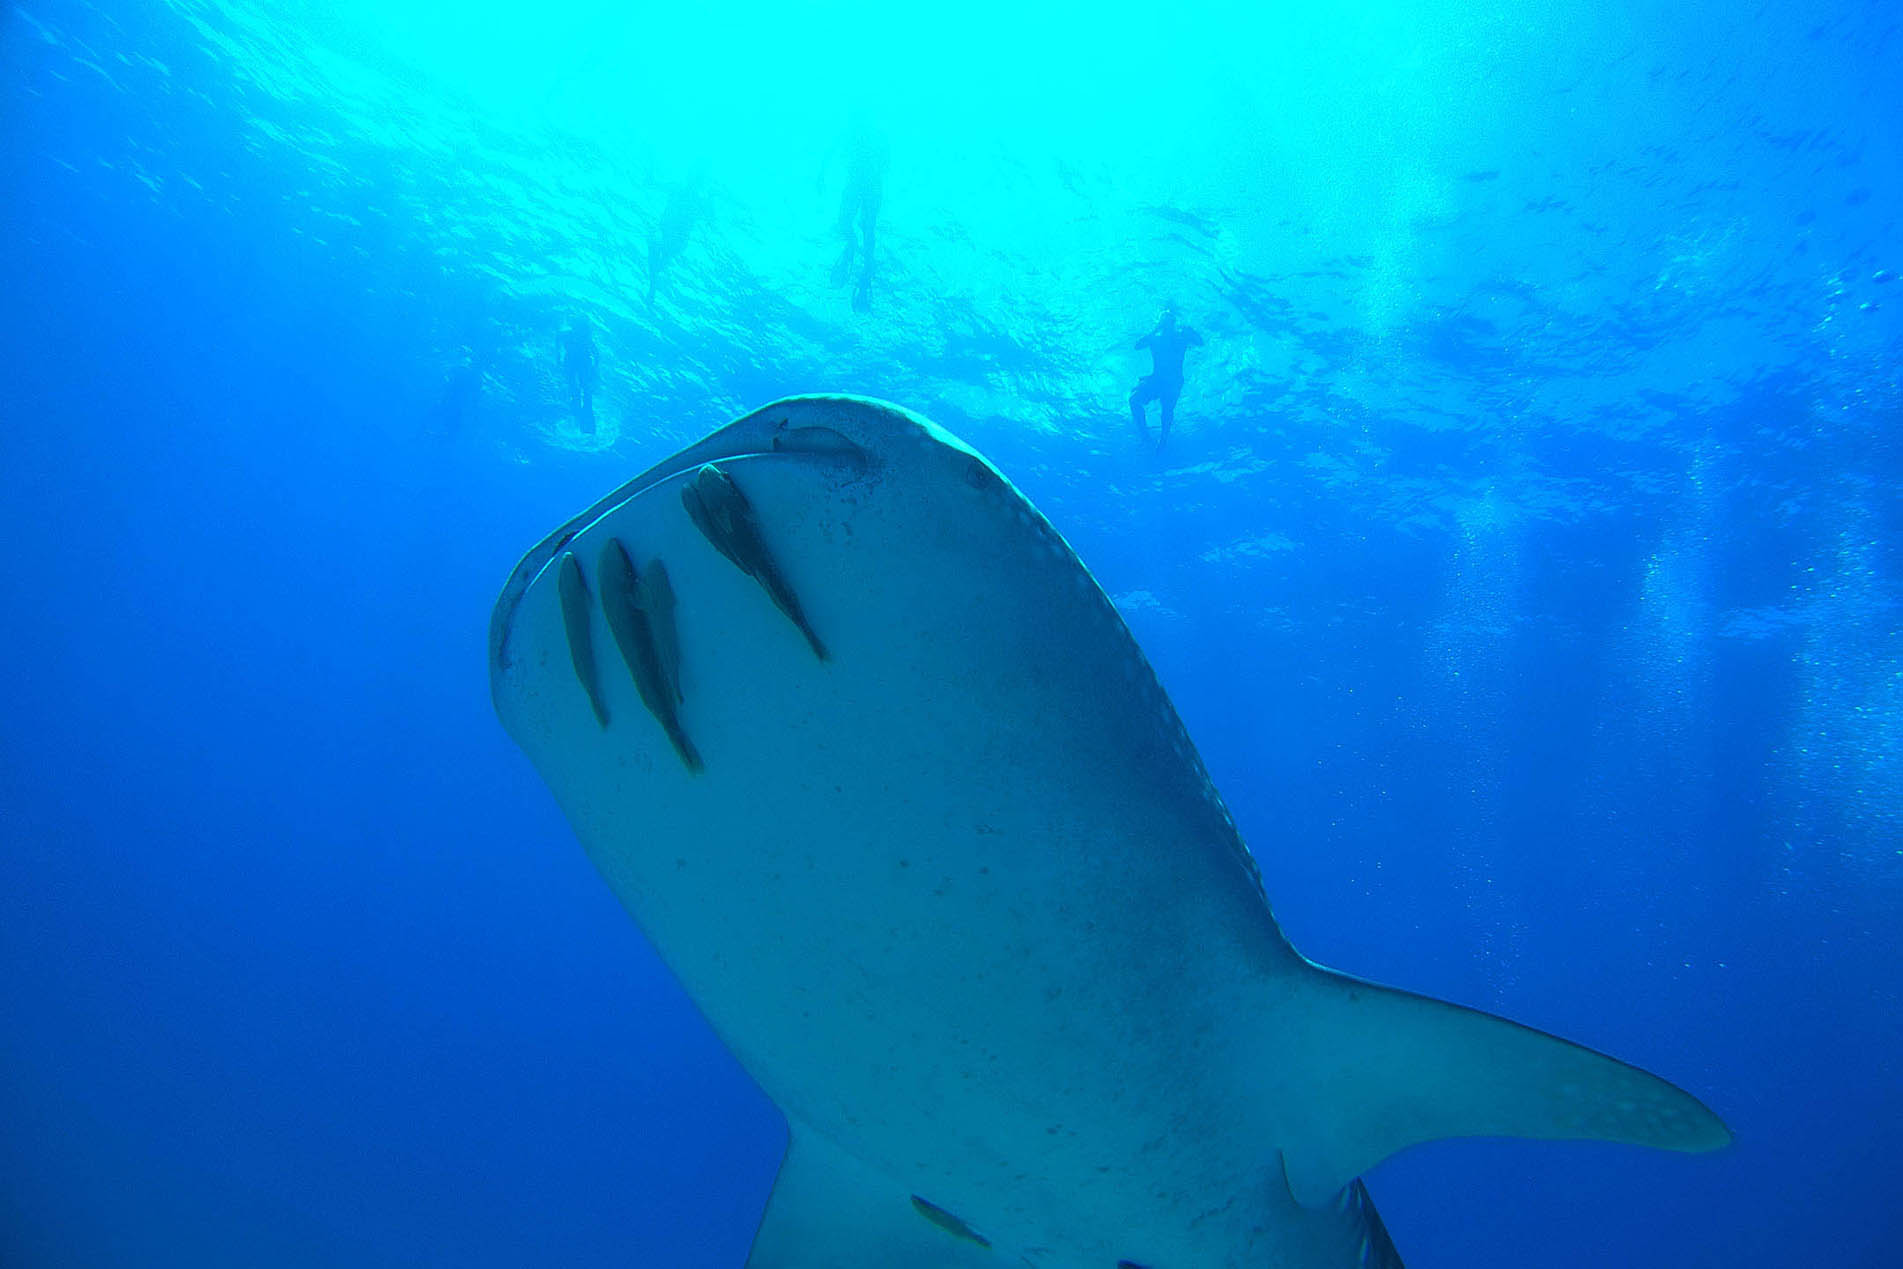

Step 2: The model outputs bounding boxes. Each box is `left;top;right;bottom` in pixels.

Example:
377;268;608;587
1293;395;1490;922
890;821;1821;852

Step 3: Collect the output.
1157;378;1182;451
853;194;879;312
1130;374;1160;443
832;197;858;287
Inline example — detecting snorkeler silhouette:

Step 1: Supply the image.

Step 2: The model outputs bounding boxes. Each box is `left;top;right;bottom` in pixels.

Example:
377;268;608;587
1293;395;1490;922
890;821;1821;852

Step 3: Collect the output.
561;317;600;434
431;315;495;439
432;353;483;439
823;112;889;312
1130;305;1203;450
649;178;708;305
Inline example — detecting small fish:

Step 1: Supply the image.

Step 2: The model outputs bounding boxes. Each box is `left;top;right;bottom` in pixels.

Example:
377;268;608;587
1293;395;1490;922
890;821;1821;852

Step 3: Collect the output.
682;463;829;661
556;552;608;727
772;424;871;472
597;538;702;773
633;558;683;706
910;1196;992;1249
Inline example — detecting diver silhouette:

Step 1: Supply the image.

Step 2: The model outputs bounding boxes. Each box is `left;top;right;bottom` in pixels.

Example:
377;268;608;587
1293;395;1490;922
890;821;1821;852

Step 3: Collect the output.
824;112;889;312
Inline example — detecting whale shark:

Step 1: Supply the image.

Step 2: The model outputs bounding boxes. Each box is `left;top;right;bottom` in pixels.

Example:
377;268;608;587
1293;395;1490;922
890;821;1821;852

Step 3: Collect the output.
489;396;1728;1268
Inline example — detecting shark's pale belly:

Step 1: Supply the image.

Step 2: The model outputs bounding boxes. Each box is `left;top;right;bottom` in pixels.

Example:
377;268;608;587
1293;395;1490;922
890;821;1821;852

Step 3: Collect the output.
492;397;1729;1269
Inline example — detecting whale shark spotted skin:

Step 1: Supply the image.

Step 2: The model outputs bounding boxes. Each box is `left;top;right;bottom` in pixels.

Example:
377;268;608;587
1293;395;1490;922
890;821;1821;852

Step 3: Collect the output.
490;396;1728;1268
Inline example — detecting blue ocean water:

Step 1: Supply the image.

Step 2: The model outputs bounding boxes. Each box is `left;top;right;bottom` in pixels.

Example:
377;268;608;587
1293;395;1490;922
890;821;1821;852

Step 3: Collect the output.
2;0;1898;1265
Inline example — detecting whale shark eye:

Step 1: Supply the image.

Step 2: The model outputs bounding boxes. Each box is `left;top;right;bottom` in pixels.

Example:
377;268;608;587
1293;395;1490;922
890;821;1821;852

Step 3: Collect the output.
964;459;998;491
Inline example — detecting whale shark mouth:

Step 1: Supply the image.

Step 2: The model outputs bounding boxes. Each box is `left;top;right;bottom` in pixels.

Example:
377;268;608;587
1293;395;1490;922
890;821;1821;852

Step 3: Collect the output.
490;409;875;705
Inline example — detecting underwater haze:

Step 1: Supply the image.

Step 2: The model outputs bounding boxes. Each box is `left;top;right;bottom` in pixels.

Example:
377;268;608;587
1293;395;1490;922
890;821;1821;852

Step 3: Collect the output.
2;0;1898;1266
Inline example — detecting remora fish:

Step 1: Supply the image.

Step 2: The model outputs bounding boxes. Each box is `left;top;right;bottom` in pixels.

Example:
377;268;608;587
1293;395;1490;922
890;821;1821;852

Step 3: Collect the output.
556;552;609;727
596;538;701;774
682;462;830;661
489;395;1728;1269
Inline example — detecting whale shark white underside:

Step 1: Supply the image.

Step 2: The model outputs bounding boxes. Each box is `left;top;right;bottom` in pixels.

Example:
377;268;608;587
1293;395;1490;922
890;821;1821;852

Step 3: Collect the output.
490;396;1728;1268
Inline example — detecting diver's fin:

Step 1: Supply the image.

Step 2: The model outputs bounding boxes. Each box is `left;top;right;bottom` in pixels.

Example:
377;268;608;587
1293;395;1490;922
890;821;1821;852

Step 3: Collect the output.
746;1121;1003;1269
1276;964;1732;1208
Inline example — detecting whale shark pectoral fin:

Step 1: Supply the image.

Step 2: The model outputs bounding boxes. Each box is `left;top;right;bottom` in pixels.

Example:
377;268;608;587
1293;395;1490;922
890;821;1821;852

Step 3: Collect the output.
1276;964;1734;1209
747;1121;1005;1269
